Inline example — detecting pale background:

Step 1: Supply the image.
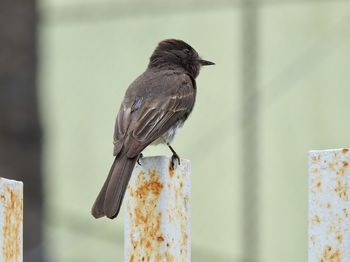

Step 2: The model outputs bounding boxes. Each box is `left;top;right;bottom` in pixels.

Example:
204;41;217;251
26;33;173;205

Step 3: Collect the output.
38;0;350;261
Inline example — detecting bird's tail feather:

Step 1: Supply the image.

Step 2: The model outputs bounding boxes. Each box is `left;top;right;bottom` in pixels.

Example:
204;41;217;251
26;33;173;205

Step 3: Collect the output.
91;154;137;219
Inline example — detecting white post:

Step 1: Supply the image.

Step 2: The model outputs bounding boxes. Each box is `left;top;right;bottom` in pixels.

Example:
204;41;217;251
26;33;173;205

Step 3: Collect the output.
125;156;191;262
0;178;23;262
309;148;350;261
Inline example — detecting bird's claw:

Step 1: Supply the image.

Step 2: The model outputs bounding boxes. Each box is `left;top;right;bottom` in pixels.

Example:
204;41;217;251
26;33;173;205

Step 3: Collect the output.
137;153;143;165
171;153;181;169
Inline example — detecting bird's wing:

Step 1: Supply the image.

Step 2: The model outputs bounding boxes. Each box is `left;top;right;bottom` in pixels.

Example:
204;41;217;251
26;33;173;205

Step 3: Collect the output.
112;98;137;156
113;72;195;158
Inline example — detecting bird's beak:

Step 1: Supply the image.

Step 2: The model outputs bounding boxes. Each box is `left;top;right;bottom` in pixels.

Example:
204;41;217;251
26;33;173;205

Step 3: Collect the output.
198;59;215;66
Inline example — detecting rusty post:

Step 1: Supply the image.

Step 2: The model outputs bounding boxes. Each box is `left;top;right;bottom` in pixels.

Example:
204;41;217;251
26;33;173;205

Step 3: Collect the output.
309;148;350;261
125;156;191;262
0;178;23;262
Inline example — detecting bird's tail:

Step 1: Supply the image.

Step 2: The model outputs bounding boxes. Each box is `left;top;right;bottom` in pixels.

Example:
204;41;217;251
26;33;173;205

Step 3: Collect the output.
91;153;138;219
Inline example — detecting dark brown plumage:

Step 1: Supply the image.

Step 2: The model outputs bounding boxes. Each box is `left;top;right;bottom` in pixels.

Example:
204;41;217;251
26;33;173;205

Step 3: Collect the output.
91;39;214;219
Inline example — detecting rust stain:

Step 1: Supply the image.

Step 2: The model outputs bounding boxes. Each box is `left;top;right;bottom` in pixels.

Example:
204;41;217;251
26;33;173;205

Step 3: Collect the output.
315;181;322;190
343;161;349;168
311;155;321;163
320;245;341;262
135;170;163;198
335;234;343;244
165;251;174;262
180;221;188;260
128;169;180;262
157;252;174;262
168;163;174;178
336;169;345;176
311;178;323;193
328;162;336;172
157;236;164;242
334;180;348;200
311;167;320;174
127;164;190;262
1;185;22;262
131;239;137;249
312;215;321;225
342;148;349;154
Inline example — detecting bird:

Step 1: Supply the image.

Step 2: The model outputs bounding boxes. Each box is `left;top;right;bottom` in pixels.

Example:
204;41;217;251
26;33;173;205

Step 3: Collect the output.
91;39;214;219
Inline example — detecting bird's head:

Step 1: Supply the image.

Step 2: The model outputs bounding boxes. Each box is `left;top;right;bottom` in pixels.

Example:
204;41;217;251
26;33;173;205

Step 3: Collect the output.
148;39;214;78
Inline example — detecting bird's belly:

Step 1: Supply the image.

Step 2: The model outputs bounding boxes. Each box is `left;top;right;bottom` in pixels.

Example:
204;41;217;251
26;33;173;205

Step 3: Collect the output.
151;121;184;145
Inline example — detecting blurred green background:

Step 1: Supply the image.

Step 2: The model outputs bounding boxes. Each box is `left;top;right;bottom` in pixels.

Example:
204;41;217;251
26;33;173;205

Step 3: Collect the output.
3;0;350;261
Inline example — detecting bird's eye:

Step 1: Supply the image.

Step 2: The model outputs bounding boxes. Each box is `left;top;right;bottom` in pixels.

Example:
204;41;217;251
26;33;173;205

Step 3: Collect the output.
183;48;191;55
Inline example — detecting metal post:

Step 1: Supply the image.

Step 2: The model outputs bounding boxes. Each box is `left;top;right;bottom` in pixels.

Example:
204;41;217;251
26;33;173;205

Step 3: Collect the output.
309;148;350;261
125;156;191;262
0;178;23;262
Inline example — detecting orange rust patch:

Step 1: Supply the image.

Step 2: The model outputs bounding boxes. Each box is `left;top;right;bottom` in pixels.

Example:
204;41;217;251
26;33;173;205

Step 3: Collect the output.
334;180;348;200
128;169;175;261
1;185;22;261
157;236;164;242
342;148;349;154
165;251;174;262
315;181;322;190
135;170;163;198
320;245;341;262
343;161;349;168
168;163;174;178
336;169;345;176
127;164;190;262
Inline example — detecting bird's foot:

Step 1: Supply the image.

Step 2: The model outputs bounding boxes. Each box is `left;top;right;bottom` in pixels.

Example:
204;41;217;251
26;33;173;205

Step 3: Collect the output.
167;144;181;169
171;153;181;169
137;153;143;165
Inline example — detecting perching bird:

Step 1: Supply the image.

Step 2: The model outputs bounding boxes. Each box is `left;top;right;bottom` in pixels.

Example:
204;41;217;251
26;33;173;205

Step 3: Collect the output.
91;39;214;219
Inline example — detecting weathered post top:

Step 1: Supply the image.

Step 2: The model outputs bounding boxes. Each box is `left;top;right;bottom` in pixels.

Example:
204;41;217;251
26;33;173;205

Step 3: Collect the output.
309;148;350;261
125;156;191;262
0;178;23;262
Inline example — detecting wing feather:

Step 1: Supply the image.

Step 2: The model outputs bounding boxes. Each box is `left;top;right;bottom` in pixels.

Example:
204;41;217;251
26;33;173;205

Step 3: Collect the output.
112;72;196;158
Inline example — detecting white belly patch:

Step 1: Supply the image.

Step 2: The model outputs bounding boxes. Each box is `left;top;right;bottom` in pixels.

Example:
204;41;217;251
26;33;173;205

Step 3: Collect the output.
151;121;184;145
